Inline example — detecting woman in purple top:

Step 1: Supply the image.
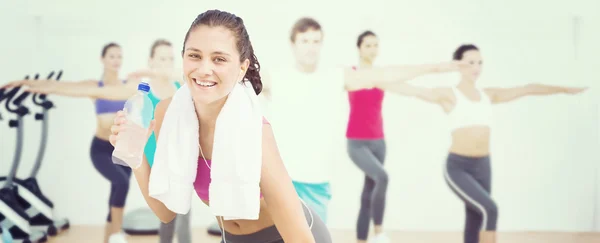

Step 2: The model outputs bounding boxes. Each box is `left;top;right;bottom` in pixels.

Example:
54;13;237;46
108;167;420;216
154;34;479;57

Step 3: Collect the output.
3;42;141;243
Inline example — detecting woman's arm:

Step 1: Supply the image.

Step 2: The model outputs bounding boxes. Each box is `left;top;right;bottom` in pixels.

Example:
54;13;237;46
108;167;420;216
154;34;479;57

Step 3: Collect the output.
343;61;464;91
128;69;173;82
384;82;452;105
5;79;138;100
131;156;177;223
260;124;315;243
484;84;588;104
2;79;94;90
127;99;177;223
40;79;138;100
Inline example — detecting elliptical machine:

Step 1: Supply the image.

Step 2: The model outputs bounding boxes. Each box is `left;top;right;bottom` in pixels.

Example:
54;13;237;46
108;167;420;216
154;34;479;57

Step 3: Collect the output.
0;74;48;243
0;84;14;243
0;71;70;237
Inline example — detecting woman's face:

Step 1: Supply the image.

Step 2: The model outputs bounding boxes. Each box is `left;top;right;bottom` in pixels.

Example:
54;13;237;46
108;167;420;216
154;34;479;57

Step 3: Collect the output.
359;35;379;62
459;50;483;82
149;45;175;76
182;25;249;105
101;46;122;73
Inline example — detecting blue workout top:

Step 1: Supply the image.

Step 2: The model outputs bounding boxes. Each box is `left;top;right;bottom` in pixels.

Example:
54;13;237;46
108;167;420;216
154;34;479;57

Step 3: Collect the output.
144;81;181;167
95;80;127;114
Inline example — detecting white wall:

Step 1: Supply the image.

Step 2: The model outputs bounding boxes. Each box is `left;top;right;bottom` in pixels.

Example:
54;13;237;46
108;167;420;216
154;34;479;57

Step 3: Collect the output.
1;0;599;232
579;17;600;231
0;0;42;193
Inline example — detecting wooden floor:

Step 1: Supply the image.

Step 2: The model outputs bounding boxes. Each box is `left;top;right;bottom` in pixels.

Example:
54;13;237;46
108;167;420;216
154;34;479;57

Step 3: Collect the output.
45;226;600;243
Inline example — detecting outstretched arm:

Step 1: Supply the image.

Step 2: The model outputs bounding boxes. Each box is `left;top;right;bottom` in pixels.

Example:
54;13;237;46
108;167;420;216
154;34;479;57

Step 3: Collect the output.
383;82;452;106
261;124;315;243
484;84;588;104
2;79;93;90
127;69;174;83
4;78;138;100
343;61;465;91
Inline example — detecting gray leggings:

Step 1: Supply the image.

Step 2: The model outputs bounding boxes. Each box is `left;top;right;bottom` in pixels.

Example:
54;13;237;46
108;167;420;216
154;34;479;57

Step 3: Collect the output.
220;200;331;243
159;213;191;243
347;139;388;241
444;153;498;243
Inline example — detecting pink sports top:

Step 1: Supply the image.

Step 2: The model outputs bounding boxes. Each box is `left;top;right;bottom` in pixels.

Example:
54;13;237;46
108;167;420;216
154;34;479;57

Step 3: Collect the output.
346;67;385;139
193;117;270;201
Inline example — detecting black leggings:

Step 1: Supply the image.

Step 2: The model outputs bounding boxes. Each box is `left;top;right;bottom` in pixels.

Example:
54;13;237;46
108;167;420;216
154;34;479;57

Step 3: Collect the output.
347;139;388;241
444;153;498;243
90;136;132;222
220;201;331;243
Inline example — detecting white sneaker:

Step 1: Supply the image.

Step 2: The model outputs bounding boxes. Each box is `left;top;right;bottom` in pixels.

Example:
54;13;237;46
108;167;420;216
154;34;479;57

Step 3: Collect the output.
108;232;128;243
369;233;390;243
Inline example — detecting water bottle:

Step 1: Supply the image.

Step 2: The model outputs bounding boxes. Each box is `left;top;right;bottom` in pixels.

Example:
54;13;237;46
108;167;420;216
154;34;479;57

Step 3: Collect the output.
112;80;154;168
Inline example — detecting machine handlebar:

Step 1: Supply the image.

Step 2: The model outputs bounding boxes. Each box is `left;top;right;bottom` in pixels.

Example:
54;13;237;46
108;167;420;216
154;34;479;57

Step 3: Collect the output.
32;70;62;107
4;75;32;115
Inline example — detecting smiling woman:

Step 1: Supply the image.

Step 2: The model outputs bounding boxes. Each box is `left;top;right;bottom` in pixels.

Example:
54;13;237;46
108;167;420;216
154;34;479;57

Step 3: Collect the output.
181;20;262;107
108;9;332;243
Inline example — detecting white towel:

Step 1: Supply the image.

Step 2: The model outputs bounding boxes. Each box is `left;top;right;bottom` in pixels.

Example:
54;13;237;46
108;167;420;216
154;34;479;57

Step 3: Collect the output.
149;81;263;220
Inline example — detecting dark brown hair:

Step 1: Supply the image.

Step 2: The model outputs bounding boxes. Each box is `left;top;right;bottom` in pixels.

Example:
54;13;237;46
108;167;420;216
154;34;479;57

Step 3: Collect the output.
453;44;479;60
101;42;120;57
290;17;322;43
357;30;376;47
182;10;262;95
150;39;172;58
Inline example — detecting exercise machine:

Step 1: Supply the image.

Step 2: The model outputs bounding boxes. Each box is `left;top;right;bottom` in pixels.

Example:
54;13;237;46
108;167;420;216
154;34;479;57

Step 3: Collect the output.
0;74;48;243
0;88;4;121
0;88;10;243
0;71;70;237
1;225;14;243
1;71;70;236
122;207;160;235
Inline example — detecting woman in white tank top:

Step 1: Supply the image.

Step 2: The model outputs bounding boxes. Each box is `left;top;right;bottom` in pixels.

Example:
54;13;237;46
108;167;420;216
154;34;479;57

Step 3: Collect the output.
382;44;587;243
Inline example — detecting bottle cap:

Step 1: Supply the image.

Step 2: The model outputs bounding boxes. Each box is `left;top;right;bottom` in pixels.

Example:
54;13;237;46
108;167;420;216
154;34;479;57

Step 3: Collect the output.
138;82;150;92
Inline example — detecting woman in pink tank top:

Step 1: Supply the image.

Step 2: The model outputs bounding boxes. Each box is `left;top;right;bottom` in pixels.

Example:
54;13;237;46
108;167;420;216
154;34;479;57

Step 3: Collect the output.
107;10;332;243
346;32;387;243
346;31;469;243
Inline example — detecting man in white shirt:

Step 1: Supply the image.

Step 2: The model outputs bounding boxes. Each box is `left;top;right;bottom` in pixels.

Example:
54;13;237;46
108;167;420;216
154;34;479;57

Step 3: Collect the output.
263;18;342;224
262;18;463;224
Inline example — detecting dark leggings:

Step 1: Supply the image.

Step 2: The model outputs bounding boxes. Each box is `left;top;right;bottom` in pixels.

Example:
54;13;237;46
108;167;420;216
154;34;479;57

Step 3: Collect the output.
220;200;331;243
90;136;132;222
444;153;498;243
347;139;388;241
